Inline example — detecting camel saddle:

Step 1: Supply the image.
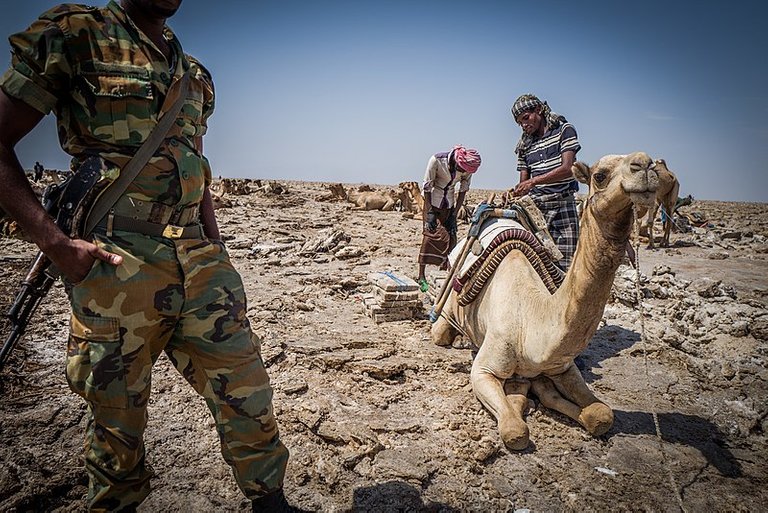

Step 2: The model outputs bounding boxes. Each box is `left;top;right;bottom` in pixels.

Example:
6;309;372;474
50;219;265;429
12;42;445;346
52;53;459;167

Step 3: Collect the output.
449;200;565;307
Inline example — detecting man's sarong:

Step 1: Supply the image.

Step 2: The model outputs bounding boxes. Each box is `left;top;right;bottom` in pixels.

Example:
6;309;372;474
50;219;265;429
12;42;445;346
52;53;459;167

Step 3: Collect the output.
418;206;457;268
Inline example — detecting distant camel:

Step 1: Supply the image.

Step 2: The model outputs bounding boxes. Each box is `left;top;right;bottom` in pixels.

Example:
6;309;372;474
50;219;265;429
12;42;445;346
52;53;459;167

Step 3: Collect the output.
329;183;398;211
397;181;424;214
211;177;250;196
635;159;680;248
316;183;348;202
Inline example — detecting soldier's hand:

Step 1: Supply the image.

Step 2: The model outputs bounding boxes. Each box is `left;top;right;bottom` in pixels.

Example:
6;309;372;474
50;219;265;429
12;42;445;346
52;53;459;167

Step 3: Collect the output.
47;238;123;284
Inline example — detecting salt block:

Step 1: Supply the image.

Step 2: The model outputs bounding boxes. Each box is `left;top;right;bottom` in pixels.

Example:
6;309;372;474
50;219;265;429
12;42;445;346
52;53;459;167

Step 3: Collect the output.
373;308;416;324
373;287;420;303
368;271;419;292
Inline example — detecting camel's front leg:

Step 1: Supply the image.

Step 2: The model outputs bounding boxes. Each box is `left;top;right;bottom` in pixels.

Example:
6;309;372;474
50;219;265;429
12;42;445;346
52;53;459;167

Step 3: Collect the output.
471;347;529;450
542;364;614;436
646;207;657;249
661;218;672;247
661;202;673;247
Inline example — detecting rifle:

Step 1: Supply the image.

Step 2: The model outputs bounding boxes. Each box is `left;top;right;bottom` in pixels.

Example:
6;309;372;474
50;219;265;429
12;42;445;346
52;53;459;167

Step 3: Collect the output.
0;157;105;373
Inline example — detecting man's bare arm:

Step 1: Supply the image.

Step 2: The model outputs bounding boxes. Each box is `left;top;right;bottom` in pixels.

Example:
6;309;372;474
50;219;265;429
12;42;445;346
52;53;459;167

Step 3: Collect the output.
0;90;121;282
513;150;576;197
200;187;221;241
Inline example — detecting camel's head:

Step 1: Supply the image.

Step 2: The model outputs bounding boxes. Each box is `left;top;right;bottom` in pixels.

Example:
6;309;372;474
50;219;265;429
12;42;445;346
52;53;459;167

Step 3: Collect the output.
573;151;659;210
328;183;346;198
398;181;420;194
573;152;658;215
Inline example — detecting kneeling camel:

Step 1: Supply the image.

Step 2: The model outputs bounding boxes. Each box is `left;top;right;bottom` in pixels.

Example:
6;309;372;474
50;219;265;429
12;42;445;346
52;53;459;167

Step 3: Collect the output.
432;152;659;450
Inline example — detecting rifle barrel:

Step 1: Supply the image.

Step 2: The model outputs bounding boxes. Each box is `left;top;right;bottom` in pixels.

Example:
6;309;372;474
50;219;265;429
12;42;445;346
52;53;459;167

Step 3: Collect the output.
1;252;55;373
0;325;24;372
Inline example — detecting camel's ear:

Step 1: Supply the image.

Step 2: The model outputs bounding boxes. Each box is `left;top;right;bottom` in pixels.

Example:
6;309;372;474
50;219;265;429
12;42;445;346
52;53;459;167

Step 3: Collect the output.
572;161;591;184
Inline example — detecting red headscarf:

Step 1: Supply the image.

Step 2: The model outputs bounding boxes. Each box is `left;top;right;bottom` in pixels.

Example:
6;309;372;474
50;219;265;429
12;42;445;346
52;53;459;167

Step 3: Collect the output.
453;145;481;174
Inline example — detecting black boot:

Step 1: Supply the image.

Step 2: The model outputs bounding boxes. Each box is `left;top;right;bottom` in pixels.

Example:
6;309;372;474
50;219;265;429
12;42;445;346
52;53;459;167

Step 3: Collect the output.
252;488;292;513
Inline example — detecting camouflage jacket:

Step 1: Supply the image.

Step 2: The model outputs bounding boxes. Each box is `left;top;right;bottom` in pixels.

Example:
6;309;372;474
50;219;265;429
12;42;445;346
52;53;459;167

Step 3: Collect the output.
0;1;214;208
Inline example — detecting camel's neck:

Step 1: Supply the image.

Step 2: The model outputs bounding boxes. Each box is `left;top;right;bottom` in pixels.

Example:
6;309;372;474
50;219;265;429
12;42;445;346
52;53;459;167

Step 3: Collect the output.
550;202;632;352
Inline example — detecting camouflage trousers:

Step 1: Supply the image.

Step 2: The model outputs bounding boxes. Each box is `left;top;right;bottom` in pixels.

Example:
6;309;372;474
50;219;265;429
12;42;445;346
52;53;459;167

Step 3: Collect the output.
65;231;289;511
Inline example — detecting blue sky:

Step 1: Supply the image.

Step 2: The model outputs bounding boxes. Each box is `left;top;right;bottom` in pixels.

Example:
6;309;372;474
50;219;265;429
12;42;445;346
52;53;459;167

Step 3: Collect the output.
2;0;766;202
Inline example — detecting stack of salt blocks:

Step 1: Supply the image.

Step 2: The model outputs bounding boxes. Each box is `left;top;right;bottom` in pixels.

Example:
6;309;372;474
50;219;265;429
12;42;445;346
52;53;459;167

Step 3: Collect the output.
363;271;421;323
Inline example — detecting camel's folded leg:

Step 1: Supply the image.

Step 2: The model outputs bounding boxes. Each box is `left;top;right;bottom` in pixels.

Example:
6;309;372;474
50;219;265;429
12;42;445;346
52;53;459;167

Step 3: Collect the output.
431;314;457;346
531;376;582;421
541;364;614;436
503;378;531;448
431;295;459;346
471;351;529;450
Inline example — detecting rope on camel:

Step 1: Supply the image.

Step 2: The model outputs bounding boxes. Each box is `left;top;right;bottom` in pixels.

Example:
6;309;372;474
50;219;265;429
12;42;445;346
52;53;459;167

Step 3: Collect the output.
632;205;688;513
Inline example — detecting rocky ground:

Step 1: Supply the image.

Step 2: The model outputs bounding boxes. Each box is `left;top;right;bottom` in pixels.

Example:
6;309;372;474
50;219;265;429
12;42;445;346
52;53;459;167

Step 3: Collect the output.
1;180;766;512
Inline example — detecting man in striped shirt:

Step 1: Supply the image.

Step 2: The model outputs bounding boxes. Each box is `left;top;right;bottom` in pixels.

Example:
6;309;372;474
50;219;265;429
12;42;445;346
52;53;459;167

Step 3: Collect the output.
511;94;581;271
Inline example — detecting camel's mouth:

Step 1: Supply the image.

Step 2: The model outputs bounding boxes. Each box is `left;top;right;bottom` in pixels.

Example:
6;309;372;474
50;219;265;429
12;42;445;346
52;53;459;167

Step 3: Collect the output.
629;191;656;208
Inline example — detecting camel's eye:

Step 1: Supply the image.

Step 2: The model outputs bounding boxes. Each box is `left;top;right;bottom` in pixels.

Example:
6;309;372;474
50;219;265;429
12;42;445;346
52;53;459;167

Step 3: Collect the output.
593;172;606;184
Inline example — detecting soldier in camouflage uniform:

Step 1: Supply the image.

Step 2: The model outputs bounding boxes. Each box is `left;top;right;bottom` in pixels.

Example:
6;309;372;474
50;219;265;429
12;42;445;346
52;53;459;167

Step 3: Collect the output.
0;1;293;511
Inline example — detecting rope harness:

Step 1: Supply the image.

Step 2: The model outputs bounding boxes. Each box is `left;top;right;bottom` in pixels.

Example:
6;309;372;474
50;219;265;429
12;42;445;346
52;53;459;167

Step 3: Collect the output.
653;204;688;237
632;205;688;513
438;301;470;340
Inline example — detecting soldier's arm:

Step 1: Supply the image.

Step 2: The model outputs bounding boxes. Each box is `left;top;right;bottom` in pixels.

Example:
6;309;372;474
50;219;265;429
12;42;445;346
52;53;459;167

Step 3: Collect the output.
194;134;221;242
200;187;221;242
0;91;63;246
0;90;121;281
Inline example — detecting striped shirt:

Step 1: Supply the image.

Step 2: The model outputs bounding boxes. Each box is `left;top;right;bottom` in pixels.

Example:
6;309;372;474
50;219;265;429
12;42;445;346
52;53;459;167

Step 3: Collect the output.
517;123;580;195
423;151;472;209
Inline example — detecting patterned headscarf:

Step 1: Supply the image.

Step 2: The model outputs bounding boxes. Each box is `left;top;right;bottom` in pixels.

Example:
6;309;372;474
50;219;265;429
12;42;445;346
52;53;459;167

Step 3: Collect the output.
511;94;568;155
452;145;481;174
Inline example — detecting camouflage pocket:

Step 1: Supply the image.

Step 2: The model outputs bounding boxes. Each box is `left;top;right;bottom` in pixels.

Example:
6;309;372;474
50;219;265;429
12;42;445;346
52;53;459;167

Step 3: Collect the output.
79;62;153;145
66;314;127;409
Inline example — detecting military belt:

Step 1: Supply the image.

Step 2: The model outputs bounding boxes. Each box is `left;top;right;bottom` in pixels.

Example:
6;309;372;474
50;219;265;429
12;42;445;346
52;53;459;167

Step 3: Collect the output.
97;213;204;239
112;196;200;226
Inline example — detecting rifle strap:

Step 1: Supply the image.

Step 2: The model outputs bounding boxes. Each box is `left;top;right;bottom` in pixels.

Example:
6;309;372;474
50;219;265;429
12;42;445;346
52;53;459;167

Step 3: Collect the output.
83;71;191;237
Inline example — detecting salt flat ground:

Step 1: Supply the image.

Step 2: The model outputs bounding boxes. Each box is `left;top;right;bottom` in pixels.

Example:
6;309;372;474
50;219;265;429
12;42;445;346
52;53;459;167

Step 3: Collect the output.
1;180;766;512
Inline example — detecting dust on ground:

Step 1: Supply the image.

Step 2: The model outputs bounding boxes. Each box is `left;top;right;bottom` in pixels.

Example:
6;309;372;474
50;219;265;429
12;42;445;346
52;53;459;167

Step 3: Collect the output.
1;180;766;512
